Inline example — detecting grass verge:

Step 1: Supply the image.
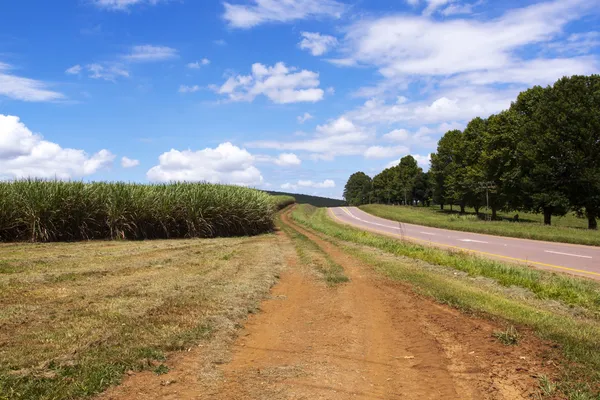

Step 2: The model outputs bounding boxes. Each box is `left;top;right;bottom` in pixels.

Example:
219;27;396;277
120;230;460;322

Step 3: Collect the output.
292;205;600;398
360;204;600;246
0;235;285;400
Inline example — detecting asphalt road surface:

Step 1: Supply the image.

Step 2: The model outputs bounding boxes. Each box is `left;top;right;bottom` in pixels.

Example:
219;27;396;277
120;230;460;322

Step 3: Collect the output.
329;206;600;280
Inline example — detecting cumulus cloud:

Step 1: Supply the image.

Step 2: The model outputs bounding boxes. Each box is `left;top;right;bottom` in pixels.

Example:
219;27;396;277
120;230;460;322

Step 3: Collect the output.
386;154;431;170
297;112;314;124
382;129;409;142
281;179;335;190
299;32;338;56
334;0;597;80
364;145;410;159
346;88;519;126
0;63;64;102
0;115;114;179
123;45;178;62
248;116;375;160
223;0;345;28
121;156;140;168
274;153;301;166
212;62;324;104
146;142;263;186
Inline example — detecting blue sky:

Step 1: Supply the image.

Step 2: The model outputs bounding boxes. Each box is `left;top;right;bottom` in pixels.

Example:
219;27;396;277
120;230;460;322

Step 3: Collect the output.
1;0;599;198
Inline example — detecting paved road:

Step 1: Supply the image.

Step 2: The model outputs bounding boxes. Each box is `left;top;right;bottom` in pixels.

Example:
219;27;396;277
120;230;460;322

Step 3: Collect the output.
329;206;600;280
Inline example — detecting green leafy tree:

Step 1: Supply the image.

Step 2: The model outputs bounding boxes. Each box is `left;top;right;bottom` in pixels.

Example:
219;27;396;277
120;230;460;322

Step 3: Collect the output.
433;130;464;212
396;156;421;205
372;167;398;204
535;75;600;229
511;85;570;226
478;110;523;219
343;172;373;206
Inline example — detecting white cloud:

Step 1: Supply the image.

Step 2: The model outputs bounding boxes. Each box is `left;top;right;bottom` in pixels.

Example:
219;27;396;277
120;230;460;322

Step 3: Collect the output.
297;112;314;124
382;129;409;142
0;115;114;179
0;63;64;102
65;65;82;75
299;32;338;56
147;142;263;186
123;45;178;62
214;39;227;46
364;145;410;159
274;153;301;166
347;87;519;126
93;0;166;11
248;116;375;160
87;63;130;81
121;156;140;168
212;62;324;104
223;0;345;29
441;2;477;16
422;0;453;16
187;58;210;69
386;154;431;169
179;85;201;93
281;179;335;190
335;0;597;79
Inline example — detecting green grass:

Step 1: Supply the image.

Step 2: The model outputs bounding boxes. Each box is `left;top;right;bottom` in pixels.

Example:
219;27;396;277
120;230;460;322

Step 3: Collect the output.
293;206;600;317
492;326;520;346
0;235;285;400
0;180;276;242
360;204;600;246
291;204;600;398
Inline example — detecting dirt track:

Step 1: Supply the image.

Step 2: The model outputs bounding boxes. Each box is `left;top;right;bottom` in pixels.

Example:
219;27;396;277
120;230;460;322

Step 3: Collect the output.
101;210;554;399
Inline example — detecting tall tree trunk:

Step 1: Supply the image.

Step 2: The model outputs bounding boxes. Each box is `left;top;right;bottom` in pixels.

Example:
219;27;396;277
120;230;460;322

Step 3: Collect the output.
474;205;480;215
440;203;444;210
450;204;453;211
460;204;465;214
491;206;497;221
588;212;598;230
543;207;552;226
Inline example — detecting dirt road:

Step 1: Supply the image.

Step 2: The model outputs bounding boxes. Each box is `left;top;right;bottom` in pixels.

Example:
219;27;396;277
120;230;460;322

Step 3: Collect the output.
101;210;553;399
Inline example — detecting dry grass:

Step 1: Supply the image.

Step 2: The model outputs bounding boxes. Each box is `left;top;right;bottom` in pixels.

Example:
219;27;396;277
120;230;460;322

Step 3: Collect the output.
0;235;286;399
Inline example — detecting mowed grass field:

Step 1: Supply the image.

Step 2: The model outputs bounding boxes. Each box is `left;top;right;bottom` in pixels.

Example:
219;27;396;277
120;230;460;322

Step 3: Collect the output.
0;235;286;399
361;204;600;246
292;205;600;398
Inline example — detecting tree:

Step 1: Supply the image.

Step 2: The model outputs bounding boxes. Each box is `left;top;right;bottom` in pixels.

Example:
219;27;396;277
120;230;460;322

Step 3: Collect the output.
479;110;523;219
535;75;600;229
511;85;570;226
343;172;373;206
434;130;464;212
413;171;433;206
396;156;421;205
430;153;447;209
372;167;398;204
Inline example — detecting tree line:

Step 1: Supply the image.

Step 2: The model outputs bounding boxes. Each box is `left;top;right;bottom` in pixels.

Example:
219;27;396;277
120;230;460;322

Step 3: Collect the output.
344;75;600;230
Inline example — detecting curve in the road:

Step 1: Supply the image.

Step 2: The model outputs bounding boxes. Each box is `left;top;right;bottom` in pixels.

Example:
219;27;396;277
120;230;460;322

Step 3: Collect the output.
330;206;600;280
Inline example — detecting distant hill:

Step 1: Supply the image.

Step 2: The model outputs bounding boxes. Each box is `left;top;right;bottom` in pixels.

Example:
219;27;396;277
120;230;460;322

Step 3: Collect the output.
265;191;346;208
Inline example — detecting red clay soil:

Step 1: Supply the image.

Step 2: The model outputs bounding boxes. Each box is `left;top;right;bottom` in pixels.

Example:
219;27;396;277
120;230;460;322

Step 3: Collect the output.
99;211;557;399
